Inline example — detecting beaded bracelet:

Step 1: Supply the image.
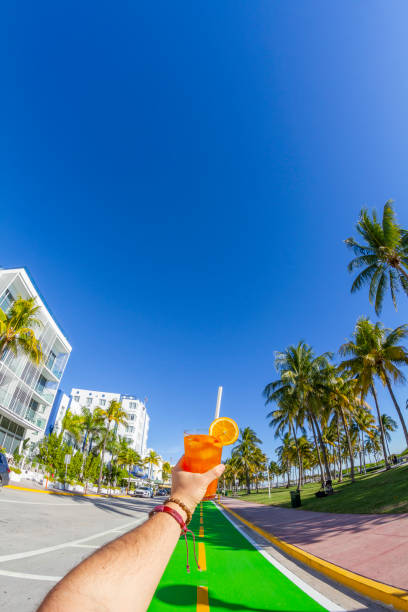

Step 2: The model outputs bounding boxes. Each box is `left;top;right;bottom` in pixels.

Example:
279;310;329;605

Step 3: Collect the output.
165;497;193;525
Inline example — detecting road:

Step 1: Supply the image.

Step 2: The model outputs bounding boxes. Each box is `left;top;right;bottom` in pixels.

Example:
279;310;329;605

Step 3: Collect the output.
0;487;384;612
0;486;156;611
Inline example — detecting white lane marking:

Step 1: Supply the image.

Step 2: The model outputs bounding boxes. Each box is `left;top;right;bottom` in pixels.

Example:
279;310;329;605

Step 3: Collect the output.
0;568;61;581
217;505;345;612
0;517;145;563
70;544;100;549
0;498;73;506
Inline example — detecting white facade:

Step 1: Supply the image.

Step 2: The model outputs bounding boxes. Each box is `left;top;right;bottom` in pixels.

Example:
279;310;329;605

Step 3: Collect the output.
0;268;72;453
69;388;150;456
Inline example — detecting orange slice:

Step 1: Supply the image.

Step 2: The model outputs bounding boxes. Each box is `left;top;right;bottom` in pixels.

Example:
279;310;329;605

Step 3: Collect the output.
209;417;239;446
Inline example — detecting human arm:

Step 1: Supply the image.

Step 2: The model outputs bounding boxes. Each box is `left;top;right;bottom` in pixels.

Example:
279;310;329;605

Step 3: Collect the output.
37;459;225;612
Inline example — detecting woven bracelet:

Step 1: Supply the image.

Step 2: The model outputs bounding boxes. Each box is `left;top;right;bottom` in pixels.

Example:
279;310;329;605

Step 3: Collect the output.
165;497;193;525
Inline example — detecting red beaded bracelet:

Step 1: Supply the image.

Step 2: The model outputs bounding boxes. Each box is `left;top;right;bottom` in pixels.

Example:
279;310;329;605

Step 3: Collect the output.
149;504;201;573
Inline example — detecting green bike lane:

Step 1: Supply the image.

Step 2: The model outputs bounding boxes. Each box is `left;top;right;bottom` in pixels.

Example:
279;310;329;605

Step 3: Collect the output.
149;502;340;612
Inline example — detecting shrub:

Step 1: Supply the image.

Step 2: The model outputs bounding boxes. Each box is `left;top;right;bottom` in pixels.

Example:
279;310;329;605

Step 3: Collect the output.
10;466;22;474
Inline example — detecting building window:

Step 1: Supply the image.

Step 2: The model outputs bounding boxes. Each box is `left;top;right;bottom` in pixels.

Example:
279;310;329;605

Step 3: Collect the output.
129;414;135;421
0;289;14;313
126;426;134;433
100;399;106;406
86;398;92;407
102;394;105;397
74;396;80;402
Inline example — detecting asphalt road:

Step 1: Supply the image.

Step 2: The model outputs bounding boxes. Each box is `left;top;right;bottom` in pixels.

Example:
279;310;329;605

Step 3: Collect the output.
0;486;386;612
0;486;156;612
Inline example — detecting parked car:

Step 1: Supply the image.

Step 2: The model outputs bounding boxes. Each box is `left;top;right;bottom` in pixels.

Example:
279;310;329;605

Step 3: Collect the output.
133;487;152;498
0;453;10;488
156;489;169;497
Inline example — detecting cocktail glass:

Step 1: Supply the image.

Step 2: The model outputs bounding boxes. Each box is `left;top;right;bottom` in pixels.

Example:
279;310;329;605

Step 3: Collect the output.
183;430;222;500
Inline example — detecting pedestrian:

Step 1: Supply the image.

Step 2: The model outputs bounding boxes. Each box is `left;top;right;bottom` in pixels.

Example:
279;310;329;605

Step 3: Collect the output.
37;458;224;612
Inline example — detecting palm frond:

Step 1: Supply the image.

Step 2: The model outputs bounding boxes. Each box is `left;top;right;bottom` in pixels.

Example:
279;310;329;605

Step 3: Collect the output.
374;270;387;315
382;200;400;247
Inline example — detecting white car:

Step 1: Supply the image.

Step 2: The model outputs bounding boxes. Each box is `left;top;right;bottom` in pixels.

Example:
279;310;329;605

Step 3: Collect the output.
134;487;152;498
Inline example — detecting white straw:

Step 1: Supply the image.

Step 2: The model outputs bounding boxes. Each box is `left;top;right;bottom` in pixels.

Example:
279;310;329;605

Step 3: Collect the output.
215;386;223;419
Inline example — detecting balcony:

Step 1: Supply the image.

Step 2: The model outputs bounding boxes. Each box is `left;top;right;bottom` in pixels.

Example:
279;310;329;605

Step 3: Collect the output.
45;356;63;379
33;386;55;406
25;408;46;430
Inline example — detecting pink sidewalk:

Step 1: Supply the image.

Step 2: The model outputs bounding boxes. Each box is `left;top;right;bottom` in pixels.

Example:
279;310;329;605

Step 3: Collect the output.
221;497;408;590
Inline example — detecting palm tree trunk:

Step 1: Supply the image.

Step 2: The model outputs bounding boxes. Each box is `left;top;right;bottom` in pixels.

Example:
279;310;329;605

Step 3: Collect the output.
382;369;408;447
312;415;331;481
245;467;251;494
309;413;325;484
370;385;390;470
290;423;302;490
336;419;343;482
339;408;355;482
97;427;110;493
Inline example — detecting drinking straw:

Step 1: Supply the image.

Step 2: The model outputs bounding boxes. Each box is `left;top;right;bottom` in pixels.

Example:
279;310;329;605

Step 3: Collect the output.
215;386;223;419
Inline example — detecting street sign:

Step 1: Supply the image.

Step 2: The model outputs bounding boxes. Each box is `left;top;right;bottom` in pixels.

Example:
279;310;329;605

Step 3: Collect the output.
64;454;71;464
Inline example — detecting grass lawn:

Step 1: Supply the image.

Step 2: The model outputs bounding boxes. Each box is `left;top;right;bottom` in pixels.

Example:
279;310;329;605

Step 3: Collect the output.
234;463;408;514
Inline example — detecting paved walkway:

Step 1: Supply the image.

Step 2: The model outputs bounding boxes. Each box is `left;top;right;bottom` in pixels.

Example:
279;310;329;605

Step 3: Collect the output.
221;497;408;590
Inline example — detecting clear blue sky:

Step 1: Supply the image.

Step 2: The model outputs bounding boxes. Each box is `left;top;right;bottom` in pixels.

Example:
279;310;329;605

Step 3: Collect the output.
1;2;408;461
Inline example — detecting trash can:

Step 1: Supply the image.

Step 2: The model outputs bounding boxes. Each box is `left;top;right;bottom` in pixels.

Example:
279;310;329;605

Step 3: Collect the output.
290;490;301;508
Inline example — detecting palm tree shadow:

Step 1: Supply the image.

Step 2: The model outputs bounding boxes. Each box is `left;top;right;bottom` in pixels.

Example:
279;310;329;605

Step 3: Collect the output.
155;585;273;611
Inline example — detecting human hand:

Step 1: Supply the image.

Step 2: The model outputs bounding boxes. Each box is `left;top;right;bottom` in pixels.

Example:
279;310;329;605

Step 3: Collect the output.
170;456;225;513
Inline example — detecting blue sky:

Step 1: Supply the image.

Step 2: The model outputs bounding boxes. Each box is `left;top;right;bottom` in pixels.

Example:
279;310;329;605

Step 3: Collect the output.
1;2;408;461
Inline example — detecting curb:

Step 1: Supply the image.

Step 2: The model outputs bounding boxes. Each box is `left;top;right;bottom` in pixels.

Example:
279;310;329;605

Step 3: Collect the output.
4;484;130;499
217;501;408;612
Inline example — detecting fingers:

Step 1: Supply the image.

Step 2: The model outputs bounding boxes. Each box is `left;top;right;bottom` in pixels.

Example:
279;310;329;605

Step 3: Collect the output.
203;463;225;485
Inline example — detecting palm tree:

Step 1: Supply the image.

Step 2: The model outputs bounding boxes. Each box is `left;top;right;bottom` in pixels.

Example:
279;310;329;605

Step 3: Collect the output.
79;407;104;453
381;414;398;458
251;448;267;493
345;201;408;314
353;407;376;474
0;296;44;363
144;450;160;481
161;461;171;483
61;410;83;448
266;394;304;489
95;400;128;493
340;317;408;449
268;460;280;487
276;432;294;488
118;447;142;494
264;342;333;484
232;427;262;494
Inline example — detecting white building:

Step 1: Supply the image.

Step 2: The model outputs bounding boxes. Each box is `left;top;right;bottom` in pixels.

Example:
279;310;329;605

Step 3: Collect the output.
69;388;149;456
0;267;72;453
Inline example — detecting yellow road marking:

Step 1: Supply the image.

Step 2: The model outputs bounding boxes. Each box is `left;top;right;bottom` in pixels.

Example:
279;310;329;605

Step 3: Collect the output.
197;585;209;611
200;517;203;524
198;542;206;571
199;526;204;537
4;485;126;499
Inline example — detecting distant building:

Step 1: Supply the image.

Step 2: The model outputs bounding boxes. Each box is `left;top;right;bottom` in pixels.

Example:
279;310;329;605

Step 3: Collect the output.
0;268;72;453
69;388;149;456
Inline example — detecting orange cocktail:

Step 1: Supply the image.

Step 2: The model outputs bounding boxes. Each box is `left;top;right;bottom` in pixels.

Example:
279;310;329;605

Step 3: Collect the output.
183;434;222;500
